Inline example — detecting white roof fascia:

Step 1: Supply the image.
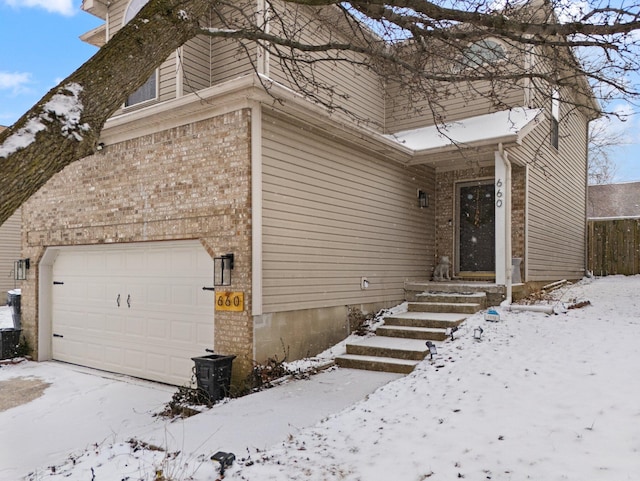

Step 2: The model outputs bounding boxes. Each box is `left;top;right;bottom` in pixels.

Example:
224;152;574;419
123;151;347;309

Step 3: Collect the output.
386;107;543;157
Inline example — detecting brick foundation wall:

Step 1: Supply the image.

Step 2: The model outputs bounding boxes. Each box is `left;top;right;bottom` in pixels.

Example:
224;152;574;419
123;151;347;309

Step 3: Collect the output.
22;109;255;379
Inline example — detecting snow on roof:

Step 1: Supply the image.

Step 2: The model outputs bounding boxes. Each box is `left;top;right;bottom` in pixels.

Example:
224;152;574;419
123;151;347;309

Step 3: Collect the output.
386;107;542;153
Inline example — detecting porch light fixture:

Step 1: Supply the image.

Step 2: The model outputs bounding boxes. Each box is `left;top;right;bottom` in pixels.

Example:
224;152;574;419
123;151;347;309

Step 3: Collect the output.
446;326;459;341
418;190;429;208
14;258;30;281
425;341;438;359
214;253;234;287
473;326;484;340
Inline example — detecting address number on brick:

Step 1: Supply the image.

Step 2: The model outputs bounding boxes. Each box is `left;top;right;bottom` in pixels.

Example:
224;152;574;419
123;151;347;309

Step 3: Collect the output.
215;292;244;312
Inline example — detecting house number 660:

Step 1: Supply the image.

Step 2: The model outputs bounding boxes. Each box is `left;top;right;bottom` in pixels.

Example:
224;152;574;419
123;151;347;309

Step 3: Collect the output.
496;179;504;208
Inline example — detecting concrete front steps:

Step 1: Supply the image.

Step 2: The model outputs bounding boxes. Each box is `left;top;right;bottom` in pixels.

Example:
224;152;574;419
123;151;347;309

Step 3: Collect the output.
336;293;485;374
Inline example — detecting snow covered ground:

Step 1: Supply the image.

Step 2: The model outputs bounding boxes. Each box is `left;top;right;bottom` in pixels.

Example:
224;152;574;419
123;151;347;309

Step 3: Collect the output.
2;275;640;480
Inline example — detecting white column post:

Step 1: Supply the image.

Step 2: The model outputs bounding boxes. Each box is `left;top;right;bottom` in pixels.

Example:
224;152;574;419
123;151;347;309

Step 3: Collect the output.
494;149;508;286
251;102;263;317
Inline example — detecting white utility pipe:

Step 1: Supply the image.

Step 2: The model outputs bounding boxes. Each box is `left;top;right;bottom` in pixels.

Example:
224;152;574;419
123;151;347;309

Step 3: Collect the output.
496;145;554;315
509;304;555;315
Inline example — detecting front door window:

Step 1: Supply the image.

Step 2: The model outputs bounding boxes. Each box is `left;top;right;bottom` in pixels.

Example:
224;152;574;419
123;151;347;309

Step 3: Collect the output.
458;181;495;272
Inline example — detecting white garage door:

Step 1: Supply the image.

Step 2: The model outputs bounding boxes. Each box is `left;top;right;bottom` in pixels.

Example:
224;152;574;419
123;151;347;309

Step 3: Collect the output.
52;241;215;386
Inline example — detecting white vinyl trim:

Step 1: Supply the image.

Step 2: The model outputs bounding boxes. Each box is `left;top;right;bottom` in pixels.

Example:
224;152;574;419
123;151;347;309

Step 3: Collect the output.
251;103;263;317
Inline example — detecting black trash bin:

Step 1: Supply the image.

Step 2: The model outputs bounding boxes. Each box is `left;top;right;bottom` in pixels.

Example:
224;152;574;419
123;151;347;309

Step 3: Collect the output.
0;329;21;360
7;289;21;330
191;353;236;402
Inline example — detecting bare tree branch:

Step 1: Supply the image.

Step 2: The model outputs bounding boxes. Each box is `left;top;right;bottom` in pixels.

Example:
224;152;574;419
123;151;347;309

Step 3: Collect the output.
3;0;640;224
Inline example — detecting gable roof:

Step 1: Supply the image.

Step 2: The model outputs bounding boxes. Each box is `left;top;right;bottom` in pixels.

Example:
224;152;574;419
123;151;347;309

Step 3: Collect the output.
588;181;640;219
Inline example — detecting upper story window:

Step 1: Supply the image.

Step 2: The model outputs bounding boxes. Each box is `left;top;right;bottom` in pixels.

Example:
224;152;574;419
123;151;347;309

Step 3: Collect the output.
454;39;508;72
123;0;157;107
551;89;560;150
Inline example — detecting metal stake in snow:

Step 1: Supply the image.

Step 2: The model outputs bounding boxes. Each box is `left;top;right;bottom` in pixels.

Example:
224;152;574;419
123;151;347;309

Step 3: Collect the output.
446;326;459;341
473;327;484;341
425;341;437;359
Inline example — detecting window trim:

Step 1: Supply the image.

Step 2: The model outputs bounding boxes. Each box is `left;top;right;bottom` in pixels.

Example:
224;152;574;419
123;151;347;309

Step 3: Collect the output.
124;70;159;108
453;38;508;73
123;0;158;108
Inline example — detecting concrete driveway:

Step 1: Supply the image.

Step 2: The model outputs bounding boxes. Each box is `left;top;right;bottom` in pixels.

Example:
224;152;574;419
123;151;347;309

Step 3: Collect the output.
0;360;401;480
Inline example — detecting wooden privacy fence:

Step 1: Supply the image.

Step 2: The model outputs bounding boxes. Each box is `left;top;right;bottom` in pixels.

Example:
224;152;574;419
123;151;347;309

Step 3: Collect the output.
588;218;640;276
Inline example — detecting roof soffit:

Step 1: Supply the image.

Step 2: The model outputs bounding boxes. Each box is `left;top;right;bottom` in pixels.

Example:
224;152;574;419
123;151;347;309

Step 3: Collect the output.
82;0;109;19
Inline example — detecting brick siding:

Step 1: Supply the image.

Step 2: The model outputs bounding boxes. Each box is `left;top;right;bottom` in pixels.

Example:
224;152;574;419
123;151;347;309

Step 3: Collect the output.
21;109;255;378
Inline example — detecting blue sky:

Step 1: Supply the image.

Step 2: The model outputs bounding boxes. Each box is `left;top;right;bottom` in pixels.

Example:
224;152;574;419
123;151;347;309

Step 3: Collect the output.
1;0;640;183
0;1;100;125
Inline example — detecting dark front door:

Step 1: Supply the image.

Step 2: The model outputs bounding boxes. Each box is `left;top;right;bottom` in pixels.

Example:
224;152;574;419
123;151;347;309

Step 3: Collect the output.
458;181;495;272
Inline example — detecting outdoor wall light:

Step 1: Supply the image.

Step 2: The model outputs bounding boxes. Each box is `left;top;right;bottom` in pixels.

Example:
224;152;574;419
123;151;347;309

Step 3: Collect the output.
418;189;429;208
473;326;484;340
425;341;438;359
214;253;234;287
446;326;459;341
14;258;30;281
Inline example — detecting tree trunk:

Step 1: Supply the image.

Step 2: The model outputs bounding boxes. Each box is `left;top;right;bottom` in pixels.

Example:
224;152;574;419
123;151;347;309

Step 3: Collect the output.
0;0;210;225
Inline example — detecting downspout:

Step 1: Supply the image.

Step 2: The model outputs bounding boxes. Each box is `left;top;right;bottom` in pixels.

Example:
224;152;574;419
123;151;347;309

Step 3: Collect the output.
498;144;554;314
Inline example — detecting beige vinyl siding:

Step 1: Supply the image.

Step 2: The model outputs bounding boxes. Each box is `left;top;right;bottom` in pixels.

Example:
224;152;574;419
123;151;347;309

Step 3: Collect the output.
107;0;126;30
210;38;255;85
183;36;212;93
267;4;385;128
507;89;589;281
385;38;528;133
262;112;435;313
386;79;525;133
0;210;21;300
158;56;176;100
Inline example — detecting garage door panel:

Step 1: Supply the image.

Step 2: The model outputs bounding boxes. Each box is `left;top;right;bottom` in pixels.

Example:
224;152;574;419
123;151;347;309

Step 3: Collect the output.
125;317;146;337
147;250;171;276
104;346;124;365
147;317;170;341
147;283;171;306
124;251;146;272
86;251;107;272
170;356;194;380
104;313;124;334
147;353;170;377
170;320;196;343
85;312;105;333
52;241;215;386
169;284;194;307
197;324;214;345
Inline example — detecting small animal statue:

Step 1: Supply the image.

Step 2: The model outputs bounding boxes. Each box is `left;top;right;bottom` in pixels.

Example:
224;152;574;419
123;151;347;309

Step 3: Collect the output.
432;256;451;282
